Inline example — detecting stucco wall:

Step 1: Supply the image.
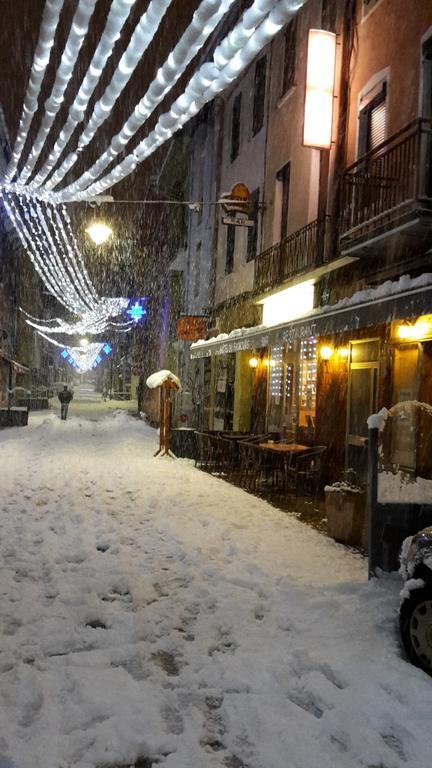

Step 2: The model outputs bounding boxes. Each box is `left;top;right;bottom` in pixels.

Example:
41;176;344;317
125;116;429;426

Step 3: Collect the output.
346;0;432;165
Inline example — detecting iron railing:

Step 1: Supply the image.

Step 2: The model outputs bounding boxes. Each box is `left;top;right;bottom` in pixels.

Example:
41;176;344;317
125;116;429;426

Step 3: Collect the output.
340;118;432;241
254;216;331;294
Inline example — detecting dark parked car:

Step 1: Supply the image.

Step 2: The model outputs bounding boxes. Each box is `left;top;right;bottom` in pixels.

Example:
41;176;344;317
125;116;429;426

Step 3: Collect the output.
399;527;432;675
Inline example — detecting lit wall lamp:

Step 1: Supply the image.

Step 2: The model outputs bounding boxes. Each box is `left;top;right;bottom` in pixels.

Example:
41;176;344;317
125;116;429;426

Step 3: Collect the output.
248;356;259;368
397;319;431;341
303;29;337;150
338;347;349;359
320;345;334;362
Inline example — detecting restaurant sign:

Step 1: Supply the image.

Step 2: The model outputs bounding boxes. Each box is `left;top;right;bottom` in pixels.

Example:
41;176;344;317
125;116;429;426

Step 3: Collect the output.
177;315;208;342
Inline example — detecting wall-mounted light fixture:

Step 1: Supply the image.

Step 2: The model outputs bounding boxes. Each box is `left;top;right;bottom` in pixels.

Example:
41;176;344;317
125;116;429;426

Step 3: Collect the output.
248;356;259;368
396;317;432;341
320;345;334;362
338;347;349;359
303;29;337;150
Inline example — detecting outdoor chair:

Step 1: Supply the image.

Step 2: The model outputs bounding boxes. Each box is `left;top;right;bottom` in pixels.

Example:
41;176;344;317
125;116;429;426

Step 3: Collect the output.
285;446;327;498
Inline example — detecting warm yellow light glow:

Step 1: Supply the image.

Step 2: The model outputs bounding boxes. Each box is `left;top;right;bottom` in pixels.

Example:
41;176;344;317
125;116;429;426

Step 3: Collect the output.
303;29;336;149
338;347;349;358
269;359;277;367
86;222;113;245
249;357;259;368
259;280;315;327
397;321;431;341
320;345;334;361
80;338;89;347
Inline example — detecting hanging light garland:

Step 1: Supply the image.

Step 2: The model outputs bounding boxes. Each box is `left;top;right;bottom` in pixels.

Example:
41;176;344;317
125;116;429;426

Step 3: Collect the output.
4;0;65;183
37;0;174;192
1;0;305;354
53;0;303;202
16;0;98;187
45;0;237;196
27;0;138;191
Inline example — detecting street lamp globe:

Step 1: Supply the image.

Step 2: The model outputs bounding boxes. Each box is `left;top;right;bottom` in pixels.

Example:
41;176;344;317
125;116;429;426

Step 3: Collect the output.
86;222;113;245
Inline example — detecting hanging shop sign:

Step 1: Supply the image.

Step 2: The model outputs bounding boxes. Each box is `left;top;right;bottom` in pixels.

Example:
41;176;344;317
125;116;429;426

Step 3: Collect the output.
221;215;255;228
220;183;256;227
176;315;208;342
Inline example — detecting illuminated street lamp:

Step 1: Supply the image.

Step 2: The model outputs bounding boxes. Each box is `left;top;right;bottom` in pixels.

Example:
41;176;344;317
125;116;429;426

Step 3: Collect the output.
86;221;113;245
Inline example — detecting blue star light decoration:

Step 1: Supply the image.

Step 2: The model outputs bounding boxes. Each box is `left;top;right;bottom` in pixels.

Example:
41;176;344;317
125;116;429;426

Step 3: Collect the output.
126;301;146;323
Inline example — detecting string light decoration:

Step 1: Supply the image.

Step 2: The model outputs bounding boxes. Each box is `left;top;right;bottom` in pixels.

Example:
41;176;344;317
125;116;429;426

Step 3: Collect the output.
52;0;304;202
47;0;237;197
60;341;111;372
32;0;174;192
4;0;64;183
269;345;284;399
3;0;304;203
298;338;317;420
0;0;306;356
16;0;98;187
27;0;139;191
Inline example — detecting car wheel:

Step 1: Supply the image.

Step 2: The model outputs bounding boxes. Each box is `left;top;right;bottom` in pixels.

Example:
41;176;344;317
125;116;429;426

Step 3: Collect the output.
400;587;432;675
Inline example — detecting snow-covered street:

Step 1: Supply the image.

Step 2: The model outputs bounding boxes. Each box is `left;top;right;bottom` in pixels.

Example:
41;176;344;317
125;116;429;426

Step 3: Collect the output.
1;402;432;768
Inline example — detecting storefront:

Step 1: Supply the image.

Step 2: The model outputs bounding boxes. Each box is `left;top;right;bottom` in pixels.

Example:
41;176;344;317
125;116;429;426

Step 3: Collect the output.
191;275;432;480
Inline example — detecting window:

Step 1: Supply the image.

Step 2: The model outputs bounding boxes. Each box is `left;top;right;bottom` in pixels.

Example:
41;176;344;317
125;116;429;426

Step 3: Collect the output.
282;17;297;95
276;162;290;241
230;93;242;162
246;188;260;262
252;56;267;136
225;225;235;274
358;82;387;157
422;36;432;119
194;241;201;298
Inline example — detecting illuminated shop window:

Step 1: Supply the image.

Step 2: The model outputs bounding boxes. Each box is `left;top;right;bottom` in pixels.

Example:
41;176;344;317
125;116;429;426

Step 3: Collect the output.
298;338;317;429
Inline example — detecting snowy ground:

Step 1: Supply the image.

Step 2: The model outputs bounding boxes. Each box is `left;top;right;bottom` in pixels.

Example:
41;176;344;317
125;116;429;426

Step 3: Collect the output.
1;397;432;768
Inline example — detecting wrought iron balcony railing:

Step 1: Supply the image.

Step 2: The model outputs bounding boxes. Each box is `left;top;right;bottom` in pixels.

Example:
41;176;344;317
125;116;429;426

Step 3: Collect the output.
254;216;331;294
340;118;432;246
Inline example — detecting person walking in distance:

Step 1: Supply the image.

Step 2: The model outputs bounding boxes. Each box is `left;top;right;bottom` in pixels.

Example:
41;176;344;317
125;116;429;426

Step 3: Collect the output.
58;385;73;420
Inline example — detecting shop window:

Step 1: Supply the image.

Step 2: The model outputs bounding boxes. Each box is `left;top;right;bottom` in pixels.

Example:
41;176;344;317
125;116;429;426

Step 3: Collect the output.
225;225;235;274
266;339;317;441
214;354;235;431
281;17;297;96
246;188;260;262
252;56;267;136
231;92;242;162
358;82;387;158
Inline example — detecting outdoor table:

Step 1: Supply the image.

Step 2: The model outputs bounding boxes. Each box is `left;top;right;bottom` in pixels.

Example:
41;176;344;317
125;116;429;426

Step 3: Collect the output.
258;442;309;453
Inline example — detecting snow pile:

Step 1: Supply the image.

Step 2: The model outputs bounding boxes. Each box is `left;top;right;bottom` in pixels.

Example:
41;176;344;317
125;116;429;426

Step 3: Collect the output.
1;403;432;767
321;272;432;314
379;471;432;503
146;369;181;389
367;407;390;431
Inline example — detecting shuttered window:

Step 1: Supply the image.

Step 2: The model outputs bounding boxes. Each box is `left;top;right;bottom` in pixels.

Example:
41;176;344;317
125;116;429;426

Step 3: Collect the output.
358;82;387;157
369;98;386;150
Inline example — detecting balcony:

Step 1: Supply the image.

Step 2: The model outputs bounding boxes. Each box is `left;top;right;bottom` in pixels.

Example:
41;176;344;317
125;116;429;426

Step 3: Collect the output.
254;216;331;295
340;118;432;257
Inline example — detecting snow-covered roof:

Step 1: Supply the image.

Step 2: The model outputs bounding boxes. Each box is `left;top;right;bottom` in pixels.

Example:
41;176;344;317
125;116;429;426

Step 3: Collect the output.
190;272;432;357
146;369;181;390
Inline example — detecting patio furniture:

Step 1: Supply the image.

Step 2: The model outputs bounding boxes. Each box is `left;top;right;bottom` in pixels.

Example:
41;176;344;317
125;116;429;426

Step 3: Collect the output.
285;445;327;497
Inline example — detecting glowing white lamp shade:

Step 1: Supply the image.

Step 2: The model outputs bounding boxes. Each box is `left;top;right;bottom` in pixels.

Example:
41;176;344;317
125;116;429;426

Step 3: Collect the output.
259;280;314;327
303;29;336;150
86;222;113;245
